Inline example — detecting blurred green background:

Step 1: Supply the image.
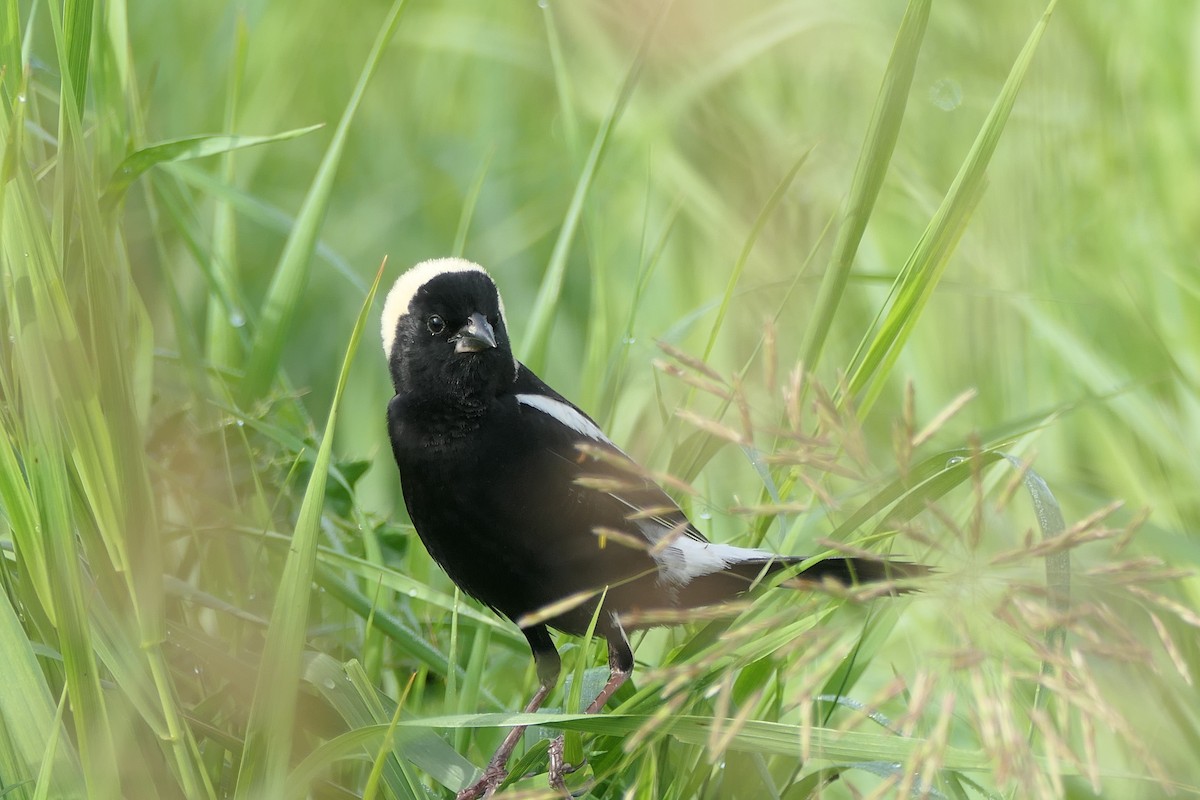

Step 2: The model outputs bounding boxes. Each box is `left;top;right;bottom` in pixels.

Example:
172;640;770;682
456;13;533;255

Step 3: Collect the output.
3;0;1199;797
128;0;1200;526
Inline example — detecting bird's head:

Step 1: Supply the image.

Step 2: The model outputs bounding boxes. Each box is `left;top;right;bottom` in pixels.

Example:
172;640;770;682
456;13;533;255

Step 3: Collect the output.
382;258;518;403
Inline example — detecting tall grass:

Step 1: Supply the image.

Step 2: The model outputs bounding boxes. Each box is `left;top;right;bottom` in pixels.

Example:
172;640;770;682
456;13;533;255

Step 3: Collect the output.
2;0;1198;798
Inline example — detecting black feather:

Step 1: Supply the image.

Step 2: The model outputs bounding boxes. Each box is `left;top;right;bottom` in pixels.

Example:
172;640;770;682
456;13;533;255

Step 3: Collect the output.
381;259;928;796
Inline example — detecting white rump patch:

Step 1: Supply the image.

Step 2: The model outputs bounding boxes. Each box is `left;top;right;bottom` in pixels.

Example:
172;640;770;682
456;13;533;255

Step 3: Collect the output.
516;394;609;443
653;537;778;586
381;258;507;359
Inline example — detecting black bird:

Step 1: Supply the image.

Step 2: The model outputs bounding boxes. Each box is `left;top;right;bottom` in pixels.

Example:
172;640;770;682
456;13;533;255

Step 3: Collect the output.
382;258;920;798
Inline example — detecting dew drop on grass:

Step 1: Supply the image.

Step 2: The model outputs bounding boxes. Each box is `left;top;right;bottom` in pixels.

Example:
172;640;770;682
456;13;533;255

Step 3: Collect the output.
324;678;337;689
17;94;25;103
622;336;636;346
229;310;246;328
929;78;962;111
698;511;712;520
537;0;548;8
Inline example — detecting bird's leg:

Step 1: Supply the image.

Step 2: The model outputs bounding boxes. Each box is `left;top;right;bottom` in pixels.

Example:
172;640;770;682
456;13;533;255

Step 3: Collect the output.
584;634;633;713
457;626;560;800
546;735;569;796
547;617;635;793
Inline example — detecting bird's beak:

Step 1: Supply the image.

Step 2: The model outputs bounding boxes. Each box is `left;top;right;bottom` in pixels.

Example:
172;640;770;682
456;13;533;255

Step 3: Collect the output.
451;312;497;353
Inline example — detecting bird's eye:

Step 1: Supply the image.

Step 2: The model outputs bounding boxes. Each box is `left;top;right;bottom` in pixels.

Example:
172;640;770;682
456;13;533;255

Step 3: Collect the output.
427;315;446;335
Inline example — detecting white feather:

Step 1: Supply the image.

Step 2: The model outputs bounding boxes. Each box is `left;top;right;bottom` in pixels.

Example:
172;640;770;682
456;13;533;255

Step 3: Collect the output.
653;535;778;586
381;258;508;359
516;394;609;443
515;400;779;586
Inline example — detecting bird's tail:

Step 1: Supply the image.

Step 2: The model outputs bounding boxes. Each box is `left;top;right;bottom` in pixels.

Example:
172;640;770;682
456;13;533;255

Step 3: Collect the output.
761;555;928;586
676;554;927;608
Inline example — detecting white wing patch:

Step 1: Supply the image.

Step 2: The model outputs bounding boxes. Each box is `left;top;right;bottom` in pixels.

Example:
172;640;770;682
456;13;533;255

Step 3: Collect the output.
653;536;778;586
516;394;610;443
518;407;780;587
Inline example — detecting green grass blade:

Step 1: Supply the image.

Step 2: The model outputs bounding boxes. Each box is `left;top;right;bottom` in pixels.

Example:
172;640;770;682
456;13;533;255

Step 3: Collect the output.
800;0;930;372
519;0;673;372
30;686;72;800
844;0;1059;413
233;262;386;798
1;2;20;98
400;712;994;772
294;655;478;795
205;15;250;374
702;147;811;363
3;24;119;792
451;146;493;258
100;124;323;210
167;162;367;293
208;525;518;691
34;421;120;798
0;422;51;616
5;3;1195;797
0;587;82;798
61;0;92;114
239;0;407;404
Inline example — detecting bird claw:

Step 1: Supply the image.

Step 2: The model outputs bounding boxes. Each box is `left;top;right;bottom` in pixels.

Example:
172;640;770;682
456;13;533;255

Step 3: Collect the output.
455;763;508;800
547;735;588;797
548;735;569;796
457;737;585;800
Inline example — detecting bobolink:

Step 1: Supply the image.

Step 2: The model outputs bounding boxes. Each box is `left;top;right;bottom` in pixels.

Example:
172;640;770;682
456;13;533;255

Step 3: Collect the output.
382;258;920;798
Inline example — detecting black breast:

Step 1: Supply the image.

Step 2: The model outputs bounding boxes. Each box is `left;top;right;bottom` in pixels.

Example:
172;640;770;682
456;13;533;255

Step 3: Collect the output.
387;394;663;635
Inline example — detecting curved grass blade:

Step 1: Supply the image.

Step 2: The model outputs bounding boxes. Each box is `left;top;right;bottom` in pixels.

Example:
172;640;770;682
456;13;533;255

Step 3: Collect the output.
519;0;673;372
233;260;386;799
800;0;930;372
239;0;408;404
991;455;1069;754
826;449;1000;541
294;654;479;796
702;147;811;363
217;526;516;636
100;125;323;211
665;150;812;484
399;712;995;772
845;0;1059;414
816;604;904;724
168;162;368;293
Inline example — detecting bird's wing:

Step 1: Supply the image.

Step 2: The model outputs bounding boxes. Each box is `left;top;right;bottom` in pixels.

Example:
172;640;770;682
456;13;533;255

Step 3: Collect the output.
511;365;784;588
512;364;708;545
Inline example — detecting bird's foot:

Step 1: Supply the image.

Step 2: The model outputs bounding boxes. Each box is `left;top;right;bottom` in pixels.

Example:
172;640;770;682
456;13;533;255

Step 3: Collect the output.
547;735;588;797
548;735;570;796
455;762;508;800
